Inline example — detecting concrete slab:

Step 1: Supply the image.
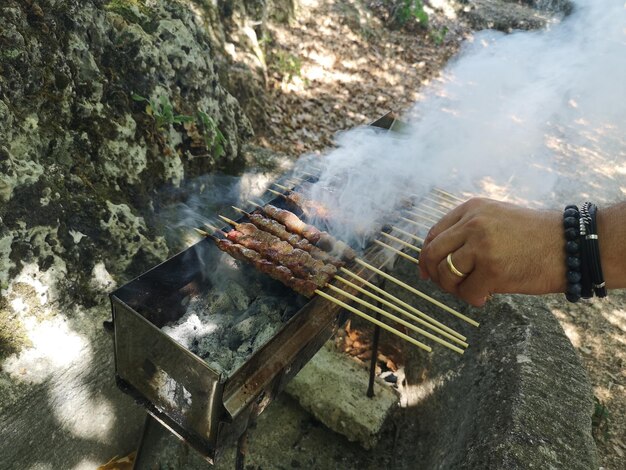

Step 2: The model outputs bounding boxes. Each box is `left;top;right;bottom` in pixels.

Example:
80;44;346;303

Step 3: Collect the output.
285;342;399;449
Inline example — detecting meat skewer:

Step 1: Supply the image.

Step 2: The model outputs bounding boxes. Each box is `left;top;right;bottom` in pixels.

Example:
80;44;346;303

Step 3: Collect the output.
249;201;356;261
260;203;323;243
232;206;344;267
218;216;337;287
206;234;319;297
194;229;468;353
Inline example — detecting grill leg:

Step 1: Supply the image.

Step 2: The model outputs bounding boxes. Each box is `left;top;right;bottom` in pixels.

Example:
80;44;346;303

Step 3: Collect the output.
366;315;382;398
235;427;248;470
367;273;387;398
132;413;162;470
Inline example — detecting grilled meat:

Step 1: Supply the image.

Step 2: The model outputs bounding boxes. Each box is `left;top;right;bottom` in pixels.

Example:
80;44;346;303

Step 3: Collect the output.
214;238;318;297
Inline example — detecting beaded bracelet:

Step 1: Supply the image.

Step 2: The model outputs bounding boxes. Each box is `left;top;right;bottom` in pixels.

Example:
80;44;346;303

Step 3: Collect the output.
563;204;582;303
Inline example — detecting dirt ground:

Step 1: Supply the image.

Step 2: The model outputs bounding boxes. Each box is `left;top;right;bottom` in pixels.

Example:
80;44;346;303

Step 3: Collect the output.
253;1;625;468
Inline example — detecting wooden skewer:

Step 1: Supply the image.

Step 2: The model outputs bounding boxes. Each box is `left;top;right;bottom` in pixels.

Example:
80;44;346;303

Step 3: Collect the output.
339;267;466;340
272;182;291;192
422;194;456;211
247;199;262;208
314;289;432;352
334;276;467;348
267;188;287;199
405;209;438;225
374;240;420;265
400;216;431;231
194;227;211;238
434;187;465;203
355;258;480;327
232;206;251;217
326;284;464;354
410;204;445;220
196;225;466;350
218;215;238;227
390;226;424;244
381;232;421;253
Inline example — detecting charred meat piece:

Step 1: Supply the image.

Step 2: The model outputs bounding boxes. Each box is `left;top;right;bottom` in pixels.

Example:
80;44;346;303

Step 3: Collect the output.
214;239;318;297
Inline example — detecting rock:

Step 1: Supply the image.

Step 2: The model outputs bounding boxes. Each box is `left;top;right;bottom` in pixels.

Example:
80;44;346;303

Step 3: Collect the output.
285;343;399;450
461;0;573;32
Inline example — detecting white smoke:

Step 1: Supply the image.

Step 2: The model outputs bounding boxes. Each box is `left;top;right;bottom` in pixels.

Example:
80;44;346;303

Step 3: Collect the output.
299;0;626;247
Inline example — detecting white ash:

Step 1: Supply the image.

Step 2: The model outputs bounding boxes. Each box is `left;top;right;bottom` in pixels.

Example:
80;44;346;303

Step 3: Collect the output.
162;280;299;376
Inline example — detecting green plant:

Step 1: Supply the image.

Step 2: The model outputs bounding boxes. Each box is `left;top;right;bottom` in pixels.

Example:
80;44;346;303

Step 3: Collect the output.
272;51;303;83
430;26;448;45
591;396;609;442
196;111;226;158
131;93;194;130
395;0;428;28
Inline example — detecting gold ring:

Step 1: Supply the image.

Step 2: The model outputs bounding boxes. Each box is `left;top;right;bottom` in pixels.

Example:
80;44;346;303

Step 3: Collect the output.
446;253;467;278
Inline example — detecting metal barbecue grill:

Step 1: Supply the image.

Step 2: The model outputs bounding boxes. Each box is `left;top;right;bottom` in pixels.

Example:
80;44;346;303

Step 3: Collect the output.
108;113;473;467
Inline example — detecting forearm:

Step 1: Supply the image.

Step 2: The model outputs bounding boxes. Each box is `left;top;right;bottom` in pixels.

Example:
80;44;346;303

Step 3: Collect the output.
597;202;626;289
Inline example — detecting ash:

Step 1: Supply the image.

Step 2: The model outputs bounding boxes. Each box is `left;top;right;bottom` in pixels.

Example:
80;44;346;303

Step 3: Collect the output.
162;266;302;376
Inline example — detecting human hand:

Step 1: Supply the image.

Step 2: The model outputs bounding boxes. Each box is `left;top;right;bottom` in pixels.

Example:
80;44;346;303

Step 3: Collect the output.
419;198;566;306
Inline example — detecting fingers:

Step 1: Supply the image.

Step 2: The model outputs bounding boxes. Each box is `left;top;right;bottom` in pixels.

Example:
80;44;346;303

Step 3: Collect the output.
420;201;470;280
421;226;468;283
423;202;466;245
435;246;475;295
457;271;492;307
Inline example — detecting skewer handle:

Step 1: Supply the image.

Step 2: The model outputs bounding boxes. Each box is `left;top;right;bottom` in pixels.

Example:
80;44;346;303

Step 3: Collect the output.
355;259;480;327
315;289;432;352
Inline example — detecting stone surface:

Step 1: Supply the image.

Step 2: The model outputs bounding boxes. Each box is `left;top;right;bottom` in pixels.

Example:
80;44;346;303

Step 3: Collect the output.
285;342;399;450
461;0;573;31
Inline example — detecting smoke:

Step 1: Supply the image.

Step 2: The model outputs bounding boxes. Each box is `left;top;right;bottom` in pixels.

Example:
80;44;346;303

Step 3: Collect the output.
299;0;626;247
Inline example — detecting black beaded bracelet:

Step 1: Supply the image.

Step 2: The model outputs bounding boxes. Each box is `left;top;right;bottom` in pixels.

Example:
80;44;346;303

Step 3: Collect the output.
563;204;582;303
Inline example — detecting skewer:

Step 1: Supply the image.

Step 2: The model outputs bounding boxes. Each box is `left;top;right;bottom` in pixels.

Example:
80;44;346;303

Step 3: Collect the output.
434;188;465;203
390;226;424;244
272;182;292;192
195;225;467;350
410;205;445;220
246;199;262;208
355;258;480;327
267;188;286;198
422;195;456;211
380;232;421;253
334;275;467;347
374;240;420;265
194;227;212;238
326;284;464;354
400;216;431;231
314;289;432;352
232;206;251;217
405;209;438;225
339;267;466;340
218;215;239;227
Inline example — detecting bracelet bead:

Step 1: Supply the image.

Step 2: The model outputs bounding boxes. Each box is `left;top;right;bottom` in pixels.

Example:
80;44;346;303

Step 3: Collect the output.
567;271;582;283
566;256;581;269
566;241;579;254
563;217;578;228
564;227;578;240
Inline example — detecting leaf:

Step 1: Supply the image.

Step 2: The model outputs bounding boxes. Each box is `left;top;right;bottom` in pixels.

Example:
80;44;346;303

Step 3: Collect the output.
131;93;147;102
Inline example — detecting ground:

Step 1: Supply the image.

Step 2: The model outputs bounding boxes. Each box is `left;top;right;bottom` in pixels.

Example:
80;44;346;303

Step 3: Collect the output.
249;1;625;468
